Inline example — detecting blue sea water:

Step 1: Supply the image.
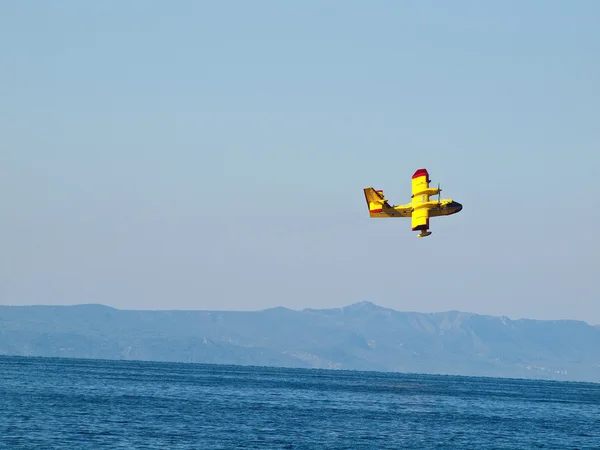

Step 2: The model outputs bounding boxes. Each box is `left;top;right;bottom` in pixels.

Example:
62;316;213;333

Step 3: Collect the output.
1;356;599;449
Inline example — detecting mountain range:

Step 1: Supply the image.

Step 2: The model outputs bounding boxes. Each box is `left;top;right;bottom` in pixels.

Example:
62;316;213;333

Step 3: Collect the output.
1;301;599;383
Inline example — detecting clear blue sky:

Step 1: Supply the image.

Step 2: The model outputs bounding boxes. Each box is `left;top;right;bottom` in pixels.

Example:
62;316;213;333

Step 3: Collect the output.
1;1;599;322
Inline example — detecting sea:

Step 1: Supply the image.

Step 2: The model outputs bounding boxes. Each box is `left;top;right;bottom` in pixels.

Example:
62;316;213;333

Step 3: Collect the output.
1;356;599;449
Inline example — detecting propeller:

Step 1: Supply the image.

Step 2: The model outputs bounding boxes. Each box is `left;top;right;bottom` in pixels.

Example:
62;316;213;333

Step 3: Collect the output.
437;182;442;206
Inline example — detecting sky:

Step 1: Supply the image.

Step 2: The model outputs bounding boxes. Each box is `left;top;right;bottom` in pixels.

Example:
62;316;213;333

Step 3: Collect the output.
1;1;599;323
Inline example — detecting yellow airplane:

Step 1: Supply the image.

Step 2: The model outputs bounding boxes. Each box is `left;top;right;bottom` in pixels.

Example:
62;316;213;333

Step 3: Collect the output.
363;168;462;238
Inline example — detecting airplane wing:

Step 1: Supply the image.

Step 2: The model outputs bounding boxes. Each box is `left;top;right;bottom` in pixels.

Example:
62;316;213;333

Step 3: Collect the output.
411;169;431;231
411;207;429;231
411;168;430;199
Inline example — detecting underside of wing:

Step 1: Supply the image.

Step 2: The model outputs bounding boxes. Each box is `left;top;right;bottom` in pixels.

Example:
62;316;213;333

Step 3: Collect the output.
411;208;429;231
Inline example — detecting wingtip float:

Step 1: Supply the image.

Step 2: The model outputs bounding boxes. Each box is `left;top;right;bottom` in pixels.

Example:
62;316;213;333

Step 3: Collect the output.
363;168;462;238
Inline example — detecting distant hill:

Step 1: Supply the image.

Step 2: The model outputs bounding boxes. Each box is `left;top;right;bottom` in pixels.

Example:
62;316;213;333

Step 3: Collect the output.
1;301;599;382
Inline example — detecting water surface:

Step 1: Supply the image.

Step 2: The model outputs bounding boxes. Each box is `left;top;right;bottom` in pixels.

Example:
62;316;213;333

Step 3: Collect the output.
1;356;599;448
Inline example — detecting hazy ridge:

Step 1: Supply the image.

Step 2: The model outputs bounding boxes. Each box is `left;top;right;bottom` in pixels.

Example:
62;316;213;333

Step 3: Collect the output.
1;301;599;382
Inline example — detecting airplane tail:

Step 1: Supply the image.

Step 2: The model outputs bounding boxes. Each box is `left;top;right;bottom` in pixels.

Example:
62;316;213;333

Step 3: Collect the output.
364;187;391;217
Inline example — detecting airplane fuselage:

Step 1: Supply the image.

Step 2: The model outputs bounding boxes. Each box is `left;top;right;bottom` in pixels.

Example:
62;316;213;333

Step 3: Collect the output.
369;198;463;218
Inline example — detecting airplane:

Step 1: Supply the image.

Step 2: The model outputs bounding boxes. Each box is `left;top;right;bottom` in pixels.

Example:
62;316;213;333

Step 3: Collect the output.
363;168;462;238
